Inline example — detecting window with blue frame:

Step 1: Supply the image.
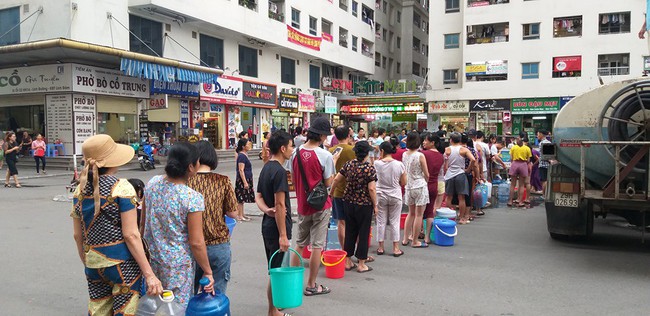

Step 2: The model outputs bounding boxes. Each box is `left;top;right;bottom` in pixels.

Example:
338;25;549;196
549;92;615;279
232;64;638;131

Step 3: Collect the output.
309;65;320;89
0;7;20;46
444;33;460;49
522;62;539;79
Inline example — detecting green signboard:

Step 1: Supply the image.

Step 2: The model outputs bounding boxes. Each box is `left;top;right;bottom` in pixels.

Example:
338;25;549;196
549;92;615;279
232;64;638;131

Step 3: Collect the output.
511;97;560;114
392;113;416;122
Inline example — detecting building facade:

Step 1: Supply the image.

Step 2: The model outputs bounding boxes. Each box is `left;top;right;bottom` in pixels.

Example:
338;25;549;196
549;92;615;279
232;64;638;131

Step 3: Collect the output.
427;0;647;140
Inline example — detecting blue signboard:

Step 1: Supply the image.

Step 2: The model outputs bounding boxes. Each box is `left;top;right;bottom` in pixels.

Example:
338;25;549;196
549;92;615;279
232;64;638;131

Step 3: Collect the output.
151;80;200;97
559;96;574;108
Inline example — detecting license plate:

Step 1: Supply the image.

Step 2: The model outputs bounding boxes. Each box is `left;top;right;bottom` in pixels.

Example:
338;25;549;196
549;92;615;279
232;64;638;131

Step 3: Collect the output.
138;156;143;161
554;193;579;208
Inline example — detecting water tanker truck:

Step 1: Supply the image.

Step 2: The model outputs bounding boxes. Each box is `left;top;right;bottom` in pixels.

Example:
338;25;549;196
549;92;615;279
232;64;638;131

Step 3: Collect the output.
543;79;650;239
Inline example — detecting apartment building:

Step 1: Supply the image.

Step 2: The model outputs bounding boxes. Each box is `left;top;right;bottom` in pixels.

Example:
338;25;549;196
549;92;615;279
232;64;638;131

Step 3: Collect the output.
0;0;376;151
427;0;647;139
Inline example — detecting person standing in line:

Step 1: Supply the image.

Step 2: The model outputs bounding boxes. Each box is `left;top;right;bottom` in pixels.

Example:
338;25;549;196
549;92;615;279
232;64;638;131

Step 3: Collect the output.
371;128;386;164
19;131;32;157
398;129;408;149
164;123;173;144
32;134;47;175
331;141;377;272
188;141;239;294
356;128;367;142
421;133;444;244
507;138;532;208
444;133;478;225
235;138;254;222
436;125;448;138
293;126;306;148
400;132;430;248
255;130;294;316
373;141;406;257
71;134;163;315
289;117;339;297
144;142;215;306
329;125;356;250
3;132;20;188
474;131;491;183
389;136;407;162
536;129;552;194
261;132;270;164
489;135;507;180
523;137;539;205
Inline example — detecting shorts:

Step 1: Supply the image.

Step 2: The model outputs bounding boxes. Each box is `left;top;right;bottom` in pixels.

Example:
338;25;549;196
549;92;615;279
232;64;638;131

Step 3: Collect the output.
509;161;529;178
332;197;345;220
437;181;445;195
445;173;469;197
451;174;473;206
264;236;286;270
539;167;548;182
296;208;331;249
404;186;430;207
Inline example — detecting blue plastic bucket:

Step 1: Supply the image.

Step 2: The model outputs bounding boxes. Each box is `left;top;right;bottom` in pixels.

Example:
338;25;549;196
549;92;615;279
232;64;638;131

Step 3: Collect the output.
429;216;446;242
269;248;305;309
225;216;236;236
434;218;457;247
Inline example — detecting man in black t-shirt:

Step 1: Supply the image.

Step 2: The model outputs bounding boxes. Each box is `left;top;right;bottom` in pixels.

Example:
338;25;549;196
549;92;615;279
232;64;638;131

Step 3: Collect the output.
256;130;294;316
436;125;447;138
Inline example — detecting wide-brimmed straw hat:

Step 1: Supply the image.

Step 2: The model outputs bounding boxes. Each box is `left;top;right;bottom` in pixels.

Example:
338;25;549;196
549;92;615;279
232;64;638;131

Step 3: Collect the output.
82;134;134;168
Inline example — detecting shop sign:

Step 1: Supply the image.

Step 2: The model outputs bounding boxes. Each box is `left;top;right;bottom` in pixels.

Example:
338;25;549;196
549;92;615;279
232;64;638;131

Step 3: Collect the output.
644;56;650;71
209;104;224;113
321;77;353;92
392;113;416;122
503;111;511;122
465;61;508;76
353;79;419;95
148;94;169;110
428;100;469;113
72;94;96;112
151;80;199;97
341;102;424;114
298;93;316;112
0;64;72;96
180;100;189;130
74;111;96;155
287;25;322;51
71;64;149;98
45;94;74;156
553;56;581;72
200;75;243;105
242;81;277;107
278;93;299;113
560;96;574;108
322;32;333;42
324;96;338;114
511;97;560;114
469;99;511;112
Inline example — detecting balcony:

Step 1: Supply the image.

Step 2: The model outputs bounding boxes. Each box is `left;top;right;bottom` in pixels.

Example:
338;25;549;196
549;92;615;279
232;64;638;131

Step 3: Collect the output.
467;22;509;45
239;0;257;11
268;1;284;22
467;0;509;7
361;40;373;58
598;67;630;76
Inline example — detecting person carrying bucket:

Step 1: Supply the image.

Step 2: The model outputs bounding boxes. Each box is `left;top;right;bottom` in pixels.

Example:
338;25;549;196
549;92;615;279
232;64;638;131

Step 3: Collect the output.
255;130;295;316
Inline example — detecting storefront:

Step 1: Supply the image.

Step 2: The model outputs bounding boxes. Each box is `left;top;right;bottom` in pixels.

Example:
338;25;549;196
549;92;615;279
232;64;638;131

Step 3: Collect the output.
241;80;277;147
469;98;511;135
340;96;426;135
511;97;560;143
428;100;470;133
273;93;299;133
145;80;199;144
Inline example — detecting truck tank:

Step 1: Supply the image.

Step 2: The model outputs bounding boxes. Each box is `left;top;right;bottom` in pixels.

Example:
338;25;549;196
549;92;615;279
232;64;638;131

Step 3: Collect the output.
553;79;649;188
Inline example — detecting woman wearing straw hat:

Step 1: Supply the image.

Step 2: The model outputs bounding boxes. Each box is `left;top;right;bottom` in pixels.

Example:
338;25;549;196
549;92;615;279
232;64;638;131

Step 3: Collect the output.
70;134;163;315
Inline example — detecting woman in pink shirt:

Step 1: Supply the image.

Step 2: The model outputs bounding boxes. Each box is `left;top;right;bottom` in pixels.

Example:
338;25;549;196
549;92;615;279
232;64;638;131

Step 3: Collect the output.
31;134;47;174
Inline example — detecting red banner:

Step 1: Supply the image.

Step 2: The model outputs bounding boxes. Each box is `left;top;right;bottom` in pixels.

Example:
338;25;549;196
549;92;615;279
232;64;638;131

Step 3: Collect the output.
322;32;333;42
553;56;582;72
287;25;322;51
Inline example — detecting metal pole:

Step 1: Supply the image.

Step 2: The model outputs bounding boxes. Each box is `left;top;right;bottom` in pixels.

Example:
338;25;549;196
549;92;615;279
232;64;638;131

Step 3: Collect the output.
580;145;586;198
615;145;620;200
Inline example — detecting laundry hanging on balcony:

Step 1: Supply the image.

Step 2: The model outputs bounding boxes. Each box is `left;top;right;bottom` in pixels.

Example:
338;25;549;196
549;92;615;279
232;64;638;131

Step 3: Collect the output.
120;58;219;84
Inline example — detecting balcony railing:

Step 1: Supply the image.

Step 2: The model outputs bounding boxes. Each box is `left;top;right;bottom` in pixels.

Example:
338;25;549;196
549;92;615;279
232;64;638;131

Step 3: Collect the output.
598;67;630;76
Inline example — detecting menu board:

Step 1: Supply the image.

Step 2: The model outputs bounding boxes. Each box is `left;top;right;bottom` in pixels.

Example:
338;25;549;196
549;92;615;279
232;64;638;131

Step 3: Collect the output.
45;94;74;155
74;111;95;155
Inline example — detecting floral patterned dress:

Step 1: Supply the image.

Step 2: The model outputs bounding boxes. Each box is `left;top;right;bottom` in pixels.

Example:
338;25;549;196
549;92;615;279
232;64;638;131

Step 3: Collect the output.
144;175;204;306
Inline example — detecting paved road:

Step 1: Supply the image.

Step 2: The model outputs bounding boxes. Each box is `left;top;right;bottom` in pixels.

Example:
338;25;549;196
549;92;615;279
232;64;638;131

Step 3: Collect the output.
1;159;650;315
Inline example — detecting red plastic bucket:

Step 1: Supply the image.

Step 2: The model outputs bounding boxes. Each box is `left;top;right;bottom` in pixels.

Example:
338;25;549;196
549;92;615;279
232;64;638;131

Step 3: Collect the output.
400;213;408;229
302;245;312;259
320;249;347;279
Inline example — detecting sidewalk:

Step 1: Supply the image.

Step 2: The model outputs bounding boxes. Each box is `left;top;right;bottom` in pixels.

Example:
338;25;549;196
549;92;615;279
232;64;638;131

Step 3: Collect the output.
6;168;75;181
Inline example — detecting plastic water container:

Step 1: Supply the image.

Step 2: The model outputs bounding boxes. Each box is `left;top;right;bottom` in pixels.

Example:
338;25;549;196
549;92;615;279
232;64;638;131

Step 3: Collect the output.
433;218;457;247
186;277;231;316
155;291;185;316
225;216;236;236
136;295;160;316
498;182;510;203
436;207;456;220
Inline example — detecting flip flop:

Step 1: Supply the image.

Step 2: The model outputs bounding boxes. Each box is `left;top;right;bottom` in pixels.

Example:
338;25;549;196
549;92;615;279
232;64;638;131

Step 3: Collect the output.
357;266;373;273
376;249;385;255
345;263;358;271
401;241;410;246
476;210;485;216
411;242;429;248
365;256;375;263
393;251;404;257
517;203;526;208
304;283;331;296
507;202;513;207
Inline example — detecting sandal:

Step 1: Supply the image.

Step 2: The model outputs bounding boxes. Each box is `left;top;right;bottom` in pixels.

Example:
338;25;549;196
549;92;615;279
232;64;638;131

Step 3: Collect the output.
393;251;404;257
345;263;358;271
517;202;526;208
506;202;513;207
357;266;373;273
4;183;10;188
476;210;485;216
376;249;385;255
365;256;375;263
14;184;21;188
411;242;429;248
304;283;331;296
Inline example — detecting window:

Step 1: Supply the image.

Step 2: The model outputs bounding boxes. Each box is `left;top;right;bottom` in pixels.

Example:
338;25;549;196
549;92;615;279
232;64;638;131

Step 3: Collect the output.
644;56;650;73
383;1;387;14
467;22;509;45
239;45;258;77
309;16;318;35
413;13;421;28
339;0;348;11
281;57;296;84
382;28;387;41
382;56;387;69
361;38;373;57
0;7;20;46
444;34;460;49
268;1;284;22
413;37;421;52
443;69;458;84
352;1;358;17
396;62;401;73
129;15;163;56
388;58;394;72
552;56;581;78
291;8;300;28
523;23;540;40
598;53;630;76
375;53;381;67
466;60;508;81
352;35;358;51
199;34;224;69
397;36;401;48
522;62;539;79
413;62;421;76
339;27;348;47
323;63;343;79
599;12;631;35
445;0;460;13
309;65;320;89
322;19;332;35
239;0;257;10
362;5;374;26
553;16;582;38
397;10;401;23
375;23;381;39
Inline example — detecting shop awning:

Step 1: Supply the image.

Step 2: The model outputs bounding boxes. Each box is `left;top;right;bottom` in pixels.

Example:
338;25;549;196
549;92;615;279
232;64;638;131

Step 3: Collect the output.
0;38;222;83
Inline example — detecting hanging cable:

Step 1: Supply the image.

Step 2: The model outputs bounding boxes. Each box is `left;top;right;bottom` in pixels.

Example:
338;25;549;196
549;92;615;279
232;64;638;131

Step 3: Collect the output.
27;9;42;41
165;33;211;68
108;13;161;57
0;6;43;42
109;14;115;47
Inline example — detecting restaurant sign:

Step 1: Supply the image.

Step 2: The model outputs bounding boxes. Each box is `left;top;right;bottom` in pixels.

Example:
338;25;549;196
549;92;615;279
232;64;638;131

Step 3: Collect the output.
278;93;299;113
298;93;316;112
469;99;511;112
341;102;424;114
511;97;560;114
353;79;419;95
287;25;322;51
242;81;277;108
428;100;469;113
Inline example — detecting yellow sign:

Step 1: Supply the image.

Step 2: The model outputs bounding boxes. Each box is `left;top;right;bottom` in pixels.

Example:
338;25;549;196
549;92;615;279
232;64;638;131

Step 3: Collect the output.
465;64;487;74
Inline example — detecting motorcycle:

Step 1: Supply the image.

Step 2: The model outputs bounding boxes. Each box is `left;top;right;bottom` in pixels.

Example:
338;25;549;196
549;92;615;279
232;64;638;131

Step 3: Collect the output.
138;143;156;171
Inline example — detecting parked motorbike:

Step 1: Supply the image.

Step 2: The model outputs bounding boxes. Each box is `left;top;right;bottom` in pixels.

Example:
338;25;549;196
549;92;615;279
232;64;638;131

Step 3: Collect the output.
138;143;156;171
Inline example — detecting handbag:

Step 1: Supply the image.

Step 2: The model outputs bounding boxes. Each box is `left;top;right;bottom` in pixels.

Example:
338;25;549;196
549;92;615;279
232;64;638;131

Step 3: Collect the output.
35;148;45;157
296;149;328;211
